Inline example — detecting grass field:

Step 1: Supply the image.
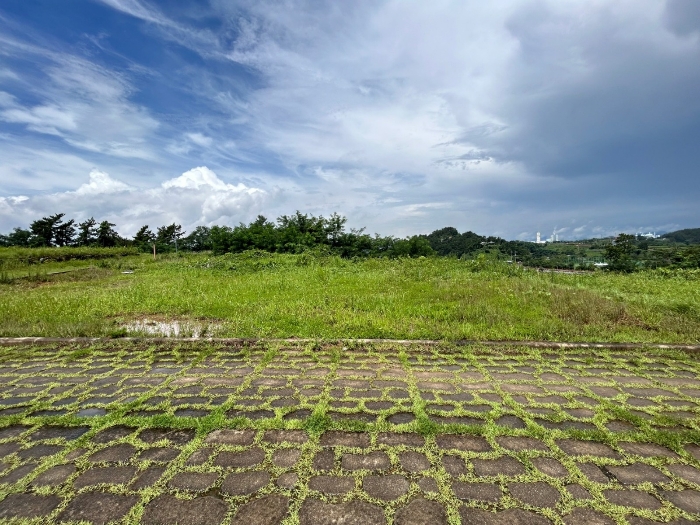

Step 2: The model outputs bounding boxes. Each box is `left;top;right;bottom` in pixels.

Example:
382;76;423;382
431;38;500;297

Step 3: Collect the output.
0;251;699;342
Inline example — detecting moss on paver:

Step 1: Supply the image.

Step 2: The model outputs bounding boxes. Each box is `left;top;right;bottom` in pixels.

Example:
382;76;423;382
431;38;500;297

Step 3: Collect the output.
0;341;699;524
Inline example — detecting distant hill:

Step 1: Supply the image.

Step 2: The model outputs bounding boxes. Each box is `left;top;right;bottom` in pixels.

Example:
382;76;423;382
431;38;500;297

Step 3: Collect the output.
661;228;700;244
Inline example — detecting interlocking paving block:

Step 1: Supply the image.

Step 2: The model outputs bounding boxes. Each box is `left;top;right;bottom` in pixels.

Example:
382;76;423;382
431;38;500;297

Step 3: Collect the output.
377;432;424;446
320;431;370;447
308;475;355;494
363;474;410;500
78;407;108;417
0;442;21;456
0;464;35;483
452;481;502;502
298;498;384;525
342;451;390;470
175;408;209;417
556;439;620;459
32;464;76;486
29;425;90;441
263;430;309;444
0;493;61;520
142;494;228;525
628;518;697;525
435;434;491;452
313;450;335;470
662;489;700;513
395;498;447;525
496;436;549;452
685;444;700;460
532;457;569;478
74;466;137;488
93;425;136;443
205;429;256;445
89;443;137;463
221;471;270;495
508;482;561;508
285;409;313;420
619;442;679;458
58;492;138;525
230;494;290;525
566;484;593;500
607;464;670;484
418;477;439;493
460;507;552;524
140;446;181;462
442;454;468;476
495;415;526;428
168;472;219;492
387;412;416;424
607;420;637;432
277;472;298;489
18;444;63;459
563;408;596;418
132;466;166;489
214;447;266;468
563;508;615;524
272;448;302;468
668;464;700;485
399;451;431;472
577;463;611;483
604;489;662;509
473;457;526;476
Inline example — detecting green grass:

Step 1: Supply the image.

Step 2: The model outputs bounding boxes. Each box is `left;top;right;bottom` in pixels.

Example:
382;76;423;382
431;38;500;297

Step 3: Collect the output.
0;251;699;342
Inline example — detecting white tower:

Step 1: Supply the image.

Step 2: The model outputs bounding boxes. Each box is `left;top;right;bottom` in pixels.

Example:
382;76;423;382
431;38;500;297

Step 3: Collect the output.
536;232;541;243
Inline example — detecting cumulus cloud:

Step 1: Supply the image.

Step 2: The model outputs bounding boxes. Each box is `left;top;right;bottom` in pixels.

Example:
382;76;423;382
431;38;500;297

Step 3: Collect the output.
0;167;269;236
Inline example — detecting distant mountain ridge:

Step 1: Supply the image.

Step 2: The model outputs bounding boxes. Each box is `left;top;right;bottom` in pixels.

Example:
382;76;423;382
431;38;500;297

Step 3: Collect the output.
661;228;700;244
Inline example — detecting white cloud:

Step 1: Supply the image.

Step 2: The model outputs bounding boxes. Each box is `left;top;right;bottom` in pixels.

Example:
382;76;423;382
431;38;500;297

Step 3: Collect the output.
0;167;270;236
75;169;133;195
185;133;213;148
0;41;160;160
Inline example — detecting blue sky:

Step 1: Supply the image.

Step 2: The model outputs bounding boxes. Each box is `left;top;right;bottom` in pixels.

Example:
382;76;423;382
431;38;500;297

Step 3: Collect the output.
0;0;699;240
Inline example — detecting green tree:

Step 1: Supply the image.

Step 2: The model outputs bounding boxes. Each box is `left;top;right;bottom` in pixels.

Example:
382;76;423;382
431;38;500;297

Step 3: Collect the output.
156;224;185;252
0;227;32;247
605;233;636;272
53;219;76;247
76;218;98;246
29;213;65;247
133;225;155;251
96;221;119;247
182;226;212;251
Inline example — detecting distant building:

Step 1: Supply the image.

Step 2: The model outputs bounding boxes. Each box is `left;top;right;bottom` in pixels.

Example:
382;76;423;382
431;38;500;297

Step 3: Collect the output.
637;232;658;239
535;232;546;244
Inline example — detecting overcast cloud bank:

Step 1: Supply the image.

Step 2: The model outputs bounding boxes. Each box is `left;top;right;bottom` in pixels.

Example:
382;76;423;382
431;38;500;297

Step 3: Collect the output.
0;0;699;239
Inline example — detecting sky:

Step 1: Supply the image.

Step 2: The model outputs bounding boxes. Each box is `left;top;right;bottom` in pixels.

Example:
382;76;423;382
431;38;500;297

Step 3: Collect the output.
0;0;699;241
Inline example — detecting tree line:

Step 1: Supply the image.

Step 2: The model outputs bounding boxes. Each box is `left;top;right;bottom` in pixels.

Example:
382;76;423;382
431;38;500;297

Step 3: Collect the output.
0;211;435;258
2;212;699;269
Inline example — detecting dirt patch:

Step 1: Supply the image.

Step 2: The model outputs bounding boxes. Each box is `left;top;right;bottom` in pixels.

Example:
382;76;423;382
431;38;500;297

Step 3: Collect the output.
120;316;222;338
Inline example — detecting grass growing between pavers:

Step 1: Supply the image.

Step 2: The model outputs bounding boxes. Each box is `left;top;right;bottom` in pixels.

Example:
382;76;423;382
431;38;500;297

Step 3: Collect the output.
0;341;699;524
1;252;700;343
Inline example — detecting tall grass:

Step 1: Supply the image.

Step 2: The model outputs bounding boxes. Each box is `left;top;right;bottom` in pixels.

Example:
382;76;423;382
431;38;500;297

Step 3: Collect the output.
0;246;138;265
0;251;698;342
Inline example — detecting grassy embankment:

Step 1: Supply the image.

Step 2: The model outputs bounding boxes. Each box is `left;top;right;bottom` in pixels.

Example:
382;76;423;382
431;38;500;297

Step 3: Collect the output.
0;249;698;342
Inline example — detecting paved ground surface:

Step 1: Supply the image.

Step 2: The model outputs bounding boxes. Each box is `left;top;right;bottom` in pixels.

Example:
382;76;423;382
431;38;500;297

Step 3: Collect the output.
0;342;699;524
